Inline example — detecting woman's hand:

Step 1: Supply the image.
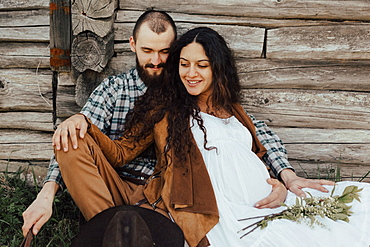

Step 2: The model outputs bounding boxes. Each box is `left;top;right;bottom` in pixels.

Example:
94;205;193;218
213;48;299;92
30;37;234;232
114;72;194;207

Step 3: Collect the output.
254;178;287;209
52;114;88;152
22;182;59;236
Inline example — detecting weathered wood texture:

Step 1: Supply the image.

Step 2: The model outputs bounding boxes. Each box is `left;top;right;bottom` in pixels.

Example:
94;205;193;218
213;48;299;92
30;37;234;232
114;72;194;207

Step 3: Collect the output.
267;25;370;60
242;89;370;129
0;69;53;112
237;59;370;92
50;0;72;72
0;160;49;186
1;0;370;183
120;0;370;21
0;43;50;69
293;162;370;182
0;128;51;186
71;31;114;72
0;4;50;69
0;66;53;176
115;10;345;29
0;129;53;161
0;26;49;42
0;0;48;10
72;0;117;37
0;112;53;132
0;9;49;26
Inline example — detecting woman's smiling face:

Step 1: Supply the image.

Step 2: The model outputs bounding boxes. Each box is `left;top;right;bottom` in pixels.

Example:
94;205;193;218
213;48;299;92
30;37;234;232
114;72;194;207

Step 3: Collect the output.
179;42;213;98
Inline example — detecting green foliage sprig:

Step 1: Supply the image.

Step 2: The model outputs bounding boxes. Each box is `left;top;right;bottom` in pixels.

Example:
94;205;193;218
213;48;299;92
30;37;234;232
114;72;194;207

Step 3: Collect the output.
238;185;363;239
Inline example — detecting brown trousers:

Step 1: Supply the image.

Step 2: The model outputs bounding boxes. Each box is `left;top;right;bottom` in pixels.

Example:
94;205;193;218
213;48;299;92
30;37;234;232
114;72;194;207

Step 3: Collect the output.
55;133;146;221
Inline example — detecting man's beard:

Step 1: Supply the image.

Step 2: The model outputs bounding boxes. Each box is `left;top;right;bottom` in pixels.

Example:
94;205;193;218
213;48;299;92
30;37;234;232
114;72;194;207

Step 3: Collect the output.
136;58;165;86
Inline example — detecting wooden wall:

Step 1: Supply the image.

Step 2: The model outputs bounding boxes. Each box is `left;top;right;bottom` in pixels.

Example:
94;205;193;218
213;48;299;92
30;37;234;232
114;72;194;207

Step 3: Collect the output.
1;0;369;183
0;0;52;185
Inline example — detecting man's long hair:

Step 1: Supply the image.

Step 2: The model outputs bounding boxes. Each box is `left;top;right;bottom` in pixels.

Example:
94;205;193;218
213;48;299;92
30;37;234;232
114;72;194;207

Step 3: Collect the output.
124;27;241;165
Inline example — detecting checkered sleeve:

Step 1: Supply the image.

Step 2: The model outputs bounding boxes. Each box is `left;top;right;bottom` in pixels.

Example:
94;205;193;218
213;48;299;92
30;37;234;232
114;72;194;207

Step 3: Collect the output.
80;76;119;134
43;154;65;189
247;112;294;177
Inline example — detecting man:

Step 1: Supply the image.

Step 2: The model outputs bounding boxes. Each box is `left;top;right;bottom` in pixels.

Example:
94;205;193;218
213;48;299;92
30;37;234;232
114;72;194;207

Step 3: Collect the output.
22;10;333;238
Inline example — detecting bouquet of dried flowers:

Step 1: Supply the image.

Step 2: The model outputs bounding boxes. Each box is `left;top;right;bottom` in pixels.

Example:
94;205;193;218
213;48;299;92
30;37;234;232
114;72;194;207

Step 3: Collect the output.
238;185;363;239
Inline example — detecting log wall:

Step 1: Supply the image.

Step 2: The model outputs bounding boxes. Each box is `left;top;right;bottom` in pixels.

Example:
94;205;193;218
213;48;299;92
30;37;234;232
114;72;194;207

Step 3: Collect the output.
0;1;52;185
1;0;369;183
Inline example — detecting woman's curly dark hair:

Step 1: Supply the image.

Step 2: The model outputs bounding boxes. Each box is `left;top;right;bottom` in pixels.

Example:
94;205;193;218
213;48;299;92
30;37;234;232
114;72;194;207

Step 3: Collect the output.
123;27;241;165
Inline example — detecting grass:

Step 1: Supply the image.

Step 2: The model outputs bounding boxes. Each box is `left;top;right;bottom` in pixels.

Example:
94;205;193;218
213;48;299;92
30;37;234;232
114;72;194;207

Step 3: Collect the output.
0;166;79;247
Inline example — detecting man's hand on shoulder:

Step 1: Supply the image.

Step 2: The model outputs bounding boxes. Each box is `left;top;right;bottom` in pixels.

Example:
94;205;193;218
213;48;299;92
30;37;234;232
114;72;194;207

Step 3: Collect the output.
280;169;335;197
52;114;88;152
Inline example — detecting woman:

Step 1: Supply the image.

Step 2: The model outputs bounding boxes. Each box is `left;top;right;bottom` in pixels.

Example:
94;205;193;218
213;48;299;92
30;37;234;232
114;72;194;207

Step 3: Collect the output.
56;27;370;247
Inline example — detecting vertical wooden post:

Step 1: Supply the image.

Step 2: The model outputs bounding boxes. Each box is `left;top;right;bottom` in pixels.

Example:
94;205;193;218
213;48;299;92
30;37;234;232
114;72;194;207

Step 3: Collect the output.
50;0;71;72
50;0;71;126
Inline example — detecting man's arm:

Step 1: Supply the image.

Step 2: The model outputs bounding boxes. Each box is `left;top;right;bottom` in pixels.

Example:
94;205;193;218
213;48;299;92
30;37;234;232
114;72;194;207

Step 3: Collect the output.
248;112;335;197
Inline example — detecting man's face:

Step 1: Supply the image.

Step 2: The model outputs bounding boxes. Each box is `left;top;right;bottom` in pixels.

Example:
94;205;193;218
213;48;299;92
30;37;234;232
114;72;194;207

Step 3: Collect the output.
130;22;175;82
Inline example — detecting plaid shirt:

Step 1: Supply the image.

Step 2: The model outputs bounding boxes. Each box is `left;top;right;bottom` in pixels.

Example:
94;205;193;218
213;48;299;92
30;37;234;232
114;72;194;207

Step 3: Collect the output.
45;68;293;189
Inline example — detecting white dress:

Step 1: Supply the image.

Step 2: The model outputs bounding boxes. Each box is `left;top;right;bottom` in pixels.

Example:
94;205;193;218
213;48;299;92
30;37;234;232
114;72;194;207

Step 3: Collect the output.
190;112;370;247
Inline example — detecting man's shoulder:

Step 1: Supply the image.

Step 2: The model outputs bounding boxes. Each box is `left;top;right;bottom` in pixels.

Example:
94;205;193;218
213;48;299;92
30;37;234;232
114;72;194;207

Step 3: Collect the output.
102;68;143;87
110;68;138;81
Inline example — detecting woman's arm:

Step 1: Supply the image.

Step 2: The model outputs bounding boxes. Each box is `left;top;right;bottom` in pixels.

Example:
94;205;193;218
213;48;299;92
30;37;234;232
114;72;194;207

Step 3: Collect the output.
87;116;155;167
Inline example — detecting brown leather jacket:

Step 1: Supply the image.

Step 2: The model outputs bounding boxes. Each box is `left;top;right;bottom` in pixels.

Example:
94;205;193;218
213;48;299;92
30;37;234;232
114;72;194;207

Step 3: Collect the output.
86;103;267;247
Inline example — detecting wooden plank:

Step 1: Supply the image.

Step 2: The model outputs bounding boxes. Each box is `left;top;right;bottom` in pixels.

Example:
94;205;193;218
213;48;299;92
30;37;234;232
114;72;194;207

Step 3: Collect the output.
0;0;48;10
114;23;265;58
0;54;50;69
249;107;370;130
286;143;369;164
0;69;53;111
116;9;348;29
0;46;50;68
120;0;370;21
0;26;49;42
0;142;53;161
0;42;49;56
267;25;370;60
0;112;53;132
272;127;370;144
0;160;49;171
0;129;52;143
0;9;48;27
0;132;51;164
0;129;52;162
108;50;135;75
292;161;370;182
0;160;49;186
241;89;370;129
237;59;370;92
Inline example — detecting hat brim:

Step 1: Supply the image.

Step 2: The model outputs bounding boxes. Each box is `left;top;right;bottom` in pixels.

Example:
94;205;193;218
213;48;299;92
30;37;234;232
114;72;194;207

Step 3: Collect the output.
70;205;184;247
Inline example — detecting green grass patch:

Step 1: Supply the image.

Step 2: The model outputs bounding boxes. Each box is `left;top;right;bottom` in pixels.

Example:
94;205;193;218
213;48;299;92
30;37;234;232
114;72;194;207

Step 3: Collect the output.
0;166;79;247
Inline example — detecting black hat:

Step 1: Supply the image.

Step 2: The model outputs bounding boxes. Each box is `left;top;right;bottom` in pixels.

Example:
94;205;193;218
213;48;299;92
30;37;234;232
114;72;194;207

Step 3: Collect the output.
71;205;184;247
